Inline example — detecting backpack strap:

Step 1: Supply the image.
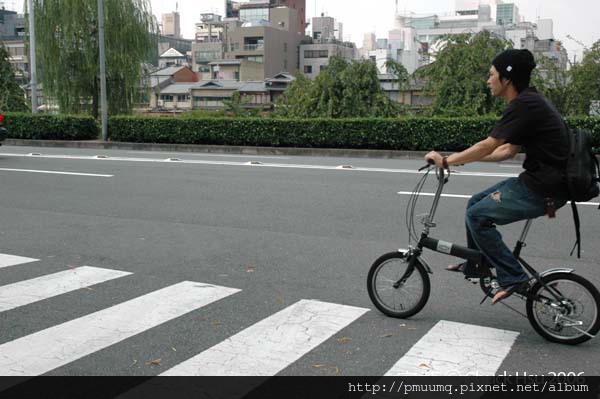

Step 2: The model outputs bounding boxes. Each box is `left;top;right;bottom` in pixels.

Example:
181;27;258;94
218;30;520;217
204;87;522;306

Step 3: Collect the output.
569;201;582;258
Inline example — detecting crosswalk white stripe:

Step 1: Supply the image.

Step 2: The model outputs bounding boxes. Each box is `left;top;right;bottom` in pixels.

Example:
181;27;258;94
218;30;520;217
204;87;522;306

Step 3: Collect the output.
0;281;241;376
0;266;132;312
0;253;38;269
161;299;369;376
384;320;519;376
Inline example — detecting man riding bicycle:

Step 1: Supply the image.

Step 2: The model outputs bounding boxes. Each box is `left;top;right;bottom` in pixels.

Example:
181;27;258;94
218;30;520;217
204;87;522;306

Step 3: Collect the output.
425;49;570;305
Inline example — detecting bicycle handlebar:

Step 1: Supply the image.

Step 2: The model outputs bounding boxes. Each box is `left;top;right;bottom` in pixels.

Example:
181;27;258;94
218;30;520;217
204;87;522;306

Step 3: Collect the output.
419;159;435;171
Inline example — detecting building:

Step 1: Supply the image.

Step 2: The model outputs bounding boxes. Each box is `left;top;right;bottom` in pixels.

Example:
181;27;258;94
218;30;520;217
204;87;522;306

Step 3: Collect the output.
191;14;242;79
157;35;193;66
311;14;335;41
225;0;306;35
387;0;566;73
162;11;181;38
0;9;27;84
300;40;356;79
496;3;519;26
366;48;392;73
222;6;307;80
362;32;377;52
148;72;295;111
378;74;432;108
158;48;187;68
147;65;198;92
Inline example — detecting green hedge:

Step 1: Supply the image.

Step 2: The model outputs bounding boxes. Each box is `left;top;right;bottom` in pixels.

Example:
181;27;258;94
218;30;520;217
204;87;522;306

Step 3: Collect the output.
3;113;599;151
109;116;600;152
3;113;99;140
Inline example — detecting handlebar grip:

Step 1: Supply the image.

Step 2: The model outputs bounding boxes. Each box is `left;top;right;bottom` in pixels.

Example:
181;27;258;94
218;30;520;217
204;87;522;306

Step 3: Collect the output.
419;160;434;171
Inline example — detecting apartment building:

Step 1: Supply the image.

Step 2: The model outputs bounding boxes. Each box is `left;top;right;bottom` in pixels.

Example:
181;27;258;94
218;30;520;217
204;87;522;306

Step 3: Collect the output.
225;0;306;35
223;7;306;80
162;11;181;38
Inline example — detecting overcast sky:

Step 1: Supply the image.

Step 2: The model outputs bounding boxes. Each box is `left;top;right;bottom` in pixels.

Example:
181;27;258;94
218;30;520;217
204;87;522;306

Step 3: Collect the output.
11;0;598;61
147;0;599;62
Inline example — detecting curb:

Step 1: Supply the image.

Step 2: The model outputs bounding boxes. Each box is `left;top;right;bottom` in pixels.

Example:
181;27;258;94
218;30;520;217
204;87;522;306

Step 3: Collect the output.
3;139;526;163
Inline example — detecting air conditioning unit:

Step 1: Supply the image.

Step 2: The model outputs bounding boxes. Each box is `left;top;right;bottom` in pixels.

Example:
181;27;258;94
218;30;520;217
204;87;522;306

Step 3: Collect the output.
157;100;164;107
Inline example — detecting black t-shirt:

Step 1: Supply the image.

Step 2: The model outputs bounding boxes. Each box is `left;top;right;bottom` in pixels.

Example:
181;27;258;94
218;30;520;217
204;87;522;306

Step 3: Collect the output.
491;87;570;199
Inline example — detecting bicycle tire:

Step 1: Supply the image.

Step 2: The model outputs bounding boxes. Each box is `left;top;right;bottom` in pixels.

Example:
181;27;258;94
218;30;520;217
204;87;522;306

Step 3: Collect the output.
367;251;431;318
526;272;600;345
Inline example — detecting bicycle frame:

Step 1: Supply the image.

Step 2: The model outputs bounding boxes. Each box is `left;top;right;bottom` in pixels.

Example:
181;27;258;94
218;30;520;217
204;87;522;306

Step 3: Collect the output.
400;166;569;301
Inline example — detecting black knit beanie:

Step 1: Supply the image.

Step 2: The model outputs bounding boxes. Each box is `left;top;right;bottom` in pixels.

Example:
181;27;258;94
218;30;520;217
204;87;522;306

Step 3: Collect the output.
492;49;536;86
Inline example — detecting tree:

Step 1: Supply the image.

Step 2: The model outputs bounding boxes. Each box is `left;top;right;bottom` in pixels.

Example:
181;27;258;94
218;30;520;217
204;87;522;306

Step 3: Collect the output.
222;91;263;117
569;40;600;115
32;0;157;116
274;56;400;118
0;45;29;112
531;55;572;115
416;31;511;116
384;58;410;91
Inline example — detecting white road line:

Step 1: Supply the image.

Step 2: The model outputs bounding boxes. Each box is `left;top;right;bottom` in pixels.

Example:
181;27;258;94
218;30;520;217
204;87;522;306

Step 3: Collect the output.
0;253;38;269
125;151;291;160
384;320;519;376
161;299;369;376
0;281;240;376
0;266;132;312
0;168;113;177
0;153;517;177
398;191;600;207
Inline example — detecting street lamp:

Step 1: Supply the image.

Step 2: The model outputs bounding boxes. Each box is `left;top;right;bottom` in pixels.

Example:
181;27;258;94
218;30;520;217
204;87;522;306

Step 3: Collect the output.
98;0;108;141
27;0;37;113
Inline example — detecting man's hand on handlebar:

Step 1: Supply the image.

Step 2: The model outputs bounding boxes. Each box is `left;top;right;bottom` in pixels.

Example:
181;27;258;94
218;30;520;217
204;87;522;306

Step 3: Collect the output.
424;151;445;169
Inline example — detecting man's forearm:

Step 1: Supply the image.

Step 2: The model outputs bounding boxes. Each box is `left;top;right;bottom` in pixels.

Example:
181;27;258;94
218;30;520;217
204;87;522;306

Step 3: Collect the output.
481;144;511;162
446;140;496;166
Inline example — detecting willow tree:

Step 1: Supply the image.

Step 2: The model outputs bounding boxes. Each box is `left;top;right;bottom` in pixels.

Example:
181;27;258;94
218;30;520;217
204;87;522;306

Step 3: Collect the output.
417;31;511;116
32;0;157;116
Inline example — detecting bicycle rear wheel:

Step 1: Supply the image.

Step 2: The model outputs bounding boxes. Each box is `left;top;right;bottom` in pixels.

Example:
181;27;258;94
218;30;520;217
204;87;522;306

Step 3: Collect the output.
526;272;600;345
367;251;430;318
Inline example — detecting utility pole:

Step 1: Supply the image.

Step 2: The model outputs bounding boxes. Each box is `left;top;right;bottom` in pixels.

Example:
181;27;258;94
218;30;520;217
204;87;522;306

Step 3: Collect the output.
97;0;108;141
27;0;37;113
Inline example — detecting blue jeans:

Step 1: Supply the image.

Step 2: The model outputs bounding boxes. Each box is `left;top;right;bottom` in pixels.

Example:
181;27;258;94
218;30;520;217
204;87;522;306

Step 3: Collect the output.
462;178;565;288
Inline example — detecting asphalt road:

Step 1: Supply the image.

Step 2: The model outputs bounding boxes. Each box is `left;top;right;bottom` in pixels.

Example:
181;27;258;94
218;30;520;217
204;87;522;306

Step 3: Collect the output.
0;145;599;377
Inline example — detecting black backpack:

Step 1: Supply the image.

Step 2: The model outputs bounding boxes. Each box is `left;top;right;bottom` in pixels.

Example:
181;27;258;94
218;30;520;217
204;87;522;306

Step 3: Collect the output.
565;127;600;257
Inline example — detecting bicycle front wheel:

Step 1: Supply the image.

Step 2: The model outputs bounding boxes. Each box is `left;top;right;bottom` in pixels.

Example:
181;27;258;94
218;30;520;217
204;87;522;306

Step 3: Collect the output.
526;272;600;345
367;251;430;318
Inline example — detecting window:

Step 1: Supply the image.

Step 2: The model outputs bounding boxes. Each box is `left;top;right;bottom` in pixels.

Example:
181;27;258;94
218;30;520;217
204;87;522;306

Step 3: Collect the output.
196;51;220;63
304;50;328;58
177;95;189;102
160;95;174;102
247;56;264;63
193;96;230;107
240;8;269;23
244;37;264;51
304;65;312;74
